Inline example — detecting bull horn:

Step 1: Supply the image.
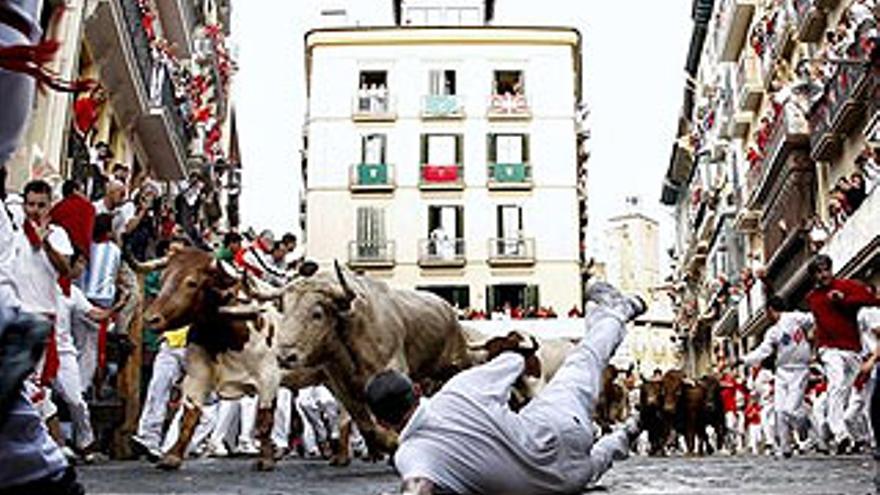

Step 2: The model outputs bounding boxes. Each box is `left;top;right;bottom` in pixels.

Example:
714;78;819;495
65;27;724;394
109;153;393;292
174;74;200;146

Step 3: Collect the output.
333;260;356;306
130;256;168;274
244;276;288;302
218;304;265;319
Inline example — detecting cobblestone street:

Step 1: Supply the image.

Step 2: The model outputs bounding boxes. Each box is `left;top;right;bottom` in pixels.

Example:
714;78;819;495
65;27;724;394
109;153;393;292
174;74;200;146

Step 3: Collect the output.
79;454;878;494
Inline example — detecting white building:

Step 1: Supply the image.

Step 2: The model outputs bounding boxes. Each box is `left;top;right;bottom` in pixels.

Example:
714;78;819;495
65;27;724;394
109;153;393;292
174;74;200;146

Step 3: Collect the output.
303;2;584;314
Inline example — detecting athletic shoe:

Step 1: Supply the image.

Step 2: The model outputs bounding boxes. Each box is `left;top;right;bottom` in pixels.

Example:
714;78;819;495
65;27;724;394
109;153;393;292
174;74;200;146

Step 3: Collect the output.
585;282;647;322
130;434;162;461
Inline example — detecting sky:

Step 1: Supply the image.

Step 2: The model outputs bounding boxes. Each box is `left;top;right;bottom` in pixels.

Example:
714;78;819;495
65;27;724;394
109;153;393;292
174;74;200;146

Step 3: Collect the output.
230;0;693;262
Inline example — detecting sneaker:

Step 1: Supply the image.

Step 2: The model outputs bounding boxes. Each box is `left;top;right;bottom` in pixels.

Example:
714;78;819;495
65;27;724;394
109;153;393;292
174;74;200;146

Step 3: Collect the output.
836;437;852;456
236;439;260;456
207;441;228;458
585;282;647;321
61;446;77;463
83;451;108;464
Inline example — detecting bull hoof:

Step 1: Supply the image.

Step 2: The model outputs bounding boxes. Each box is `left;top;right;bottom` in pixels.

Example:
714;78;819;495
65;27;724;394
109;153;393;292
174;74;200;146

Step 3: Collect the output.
253;457;276;472
329;454;351;467
156;454;183;471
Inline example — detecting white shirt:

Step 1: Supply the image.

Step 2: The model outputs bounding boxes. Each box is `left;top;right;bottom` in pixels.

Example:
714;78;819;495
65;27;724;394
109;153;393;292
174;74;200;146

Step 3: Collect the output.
55;285;94;355
93;199;136;239
859;307;880;357
394;353;590;495
0;200;20;310
743;311;814;370
12;223;73;314
84;240;121;303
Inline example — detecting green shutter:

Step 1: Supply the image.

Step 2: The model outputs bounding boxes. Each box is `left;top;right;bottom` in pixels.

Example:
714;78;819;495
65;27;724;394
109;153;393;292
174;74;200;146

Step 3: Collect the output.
486;286;496;313
522;134;529;163
525;285;540;310
420;134;428;164
456;134;464;166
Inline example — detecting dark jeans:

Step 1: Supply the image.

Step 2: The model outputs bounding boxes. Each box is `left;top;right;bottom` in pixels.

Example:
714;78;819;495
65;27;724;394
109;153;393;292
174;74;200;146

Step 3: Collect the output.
0;466;84;495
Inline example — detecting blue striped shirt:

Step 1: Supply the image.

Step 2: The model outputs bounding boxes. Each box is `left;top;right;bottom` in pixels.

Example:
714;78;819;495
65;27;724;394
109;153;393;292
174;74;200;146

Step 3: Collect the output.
84;240;121;304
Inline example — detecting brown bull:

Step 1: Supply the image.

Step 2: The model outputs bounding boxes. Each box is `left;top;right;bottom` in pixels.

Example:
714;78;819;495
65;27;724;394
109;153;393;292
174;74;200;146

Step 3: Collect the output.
660;369;720;456
594;364;628;434
272;262;473;465
639;379;667;456
141;248;304;471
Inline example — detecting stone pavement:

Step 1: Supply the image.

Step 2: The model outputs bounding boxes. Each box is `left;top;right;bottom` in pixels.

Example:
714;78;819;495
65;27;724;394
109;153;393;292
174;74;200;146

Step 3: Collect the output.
79;454;878;494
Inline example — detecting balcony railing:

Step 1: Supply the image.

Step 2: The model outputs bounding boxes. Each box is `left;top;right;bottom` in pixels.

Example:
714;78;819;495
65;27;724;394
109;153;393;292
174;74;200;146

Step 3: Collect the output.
418;238;466;267
808;96;837;160
487;163;532;190
821;187;879;275
420;164;464;190
119;0;153;91
348;240;396;268
352;90;396;121
747;108;809;205
487;238;536;266
826;63;871;135
761;7;794;87
155;67;190;154
736;52;763;111
349;163;395;192
487;93;531;119
421;95;465;119
792;0;826;42
717;0;757;62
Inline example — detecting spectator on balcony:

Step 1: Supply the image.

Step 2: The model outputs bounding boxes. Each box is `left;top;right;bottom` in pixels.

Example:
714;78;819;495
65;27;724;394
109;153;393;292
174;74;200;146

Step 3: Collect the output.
72;88;106;146
856;147;880;193
805;254;880;454
807;215;831;253
568;305;584;318
846;172;868;212
75;142;112;202
111;163;131;190
50;180;96;258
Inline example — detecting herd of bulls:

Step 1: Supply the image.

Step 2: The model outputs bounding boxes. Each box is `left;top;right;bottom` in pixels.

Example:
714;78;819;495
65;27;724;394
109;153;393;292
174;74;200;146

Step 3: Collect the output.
135;246;725;473
639;371;727;457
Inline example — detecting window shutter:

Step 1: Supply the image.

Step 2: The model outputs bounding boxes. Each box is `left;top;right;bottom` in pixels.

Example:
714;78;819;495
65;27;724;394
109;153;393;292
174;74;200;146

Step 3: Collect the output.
487;134;496;163
522;134;530;163
486;286;496;313
455;205;464;240
525;285;540;309
429;70;441;96
380;134;387;164
421;134;428;164
496;205;503;238
445;70;456;95
456;134;464;166
360;135;367;164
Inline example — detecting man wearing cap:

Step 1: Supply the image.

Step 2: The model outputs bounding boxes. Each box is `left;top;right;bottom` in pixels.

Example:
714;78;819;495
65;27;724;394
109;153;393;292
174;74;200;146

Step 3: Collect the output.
367;282;645;495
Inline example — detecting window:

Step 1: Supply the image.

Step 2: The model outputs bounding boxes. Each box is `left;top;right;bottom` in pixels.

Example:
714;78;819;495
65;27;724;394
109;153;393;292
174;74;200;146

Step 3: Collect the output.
422;134;463;165
496;205;524;256
356;207;386;258
488;134;528;163
427;205;464;259
361;134;386;164
493;70;524;95
358;70;387;90
417;286;470;310
429;70;457;96
486;284;539;313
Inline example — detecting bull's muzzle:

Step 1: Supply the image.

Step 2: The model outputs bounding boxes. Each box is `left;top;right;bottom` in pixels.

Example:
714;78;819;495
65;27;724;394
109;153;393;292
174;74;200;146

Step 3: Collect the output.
144;313;165;329
277;352;298;369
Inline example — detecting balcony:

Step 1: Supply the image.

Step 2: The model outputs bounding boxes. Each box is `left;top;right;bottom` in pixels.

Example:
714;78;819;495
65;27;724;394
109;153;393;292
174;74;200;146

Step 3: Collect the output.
765;228;813;298
746;109;809;207
808;97;838;161
821;188;880;276
420;164;464;191
734;208;761;233
421;95;465;119
717;0;757;62
736;52;763;112
793;0;827;43
487;238;536;267
487;94;531;120
84;0;150;126
761;8;795;88
349;163;395;192
826;64;872;135
136;67;189;179
352;91;396;122
867;97;880;145
154;0;197;58
487;163;533;191
418;238;466;268
348;240;396;269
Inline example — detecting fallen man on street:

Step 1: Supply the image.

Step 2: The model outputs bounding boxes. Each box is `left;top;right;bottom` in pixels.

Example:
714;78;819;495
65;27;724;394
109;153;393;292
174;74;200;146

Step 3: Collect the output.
366;282;646;495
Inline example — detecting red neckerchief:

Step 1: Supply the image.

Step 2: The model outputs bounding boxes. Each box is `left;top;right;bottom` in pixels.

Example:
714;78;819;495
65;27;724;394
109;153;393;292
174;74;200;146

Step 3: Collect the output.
22;219;42;248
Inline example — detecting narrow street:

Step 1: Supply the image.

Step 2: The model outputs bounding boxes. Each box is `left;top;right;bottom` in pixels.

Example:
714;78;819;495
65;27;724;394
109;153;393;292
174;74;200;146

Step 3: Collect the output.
79;455;878;494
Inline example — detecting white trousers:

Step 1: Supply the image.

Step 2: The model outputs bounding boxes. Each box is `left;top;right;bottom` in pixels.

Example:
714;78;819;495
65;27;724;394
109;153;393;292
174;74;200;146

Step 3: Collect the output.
844;375;872;443
135;344;185;450
760;400;776;450
271;387;293;449
53;352;94;450
297;388;340;446
161;400;218;455
820;348;861;443
774;367;809;454
73;321;99;393
519;306;632;489
238;396;257;447
210;399;239;449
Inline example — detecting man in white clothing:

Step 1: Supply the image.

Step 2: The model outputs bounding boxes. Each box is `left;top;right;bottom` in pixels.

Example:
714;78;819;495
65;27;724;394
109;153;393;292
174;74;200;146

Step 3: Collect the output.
367;282;645;495
741;295;814;457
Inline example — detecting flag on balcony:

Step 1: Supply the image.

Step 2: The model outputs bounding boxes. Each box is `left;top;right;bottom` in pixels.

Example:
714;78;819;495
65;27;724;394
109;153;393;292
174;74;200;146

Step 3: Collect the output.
423;165;459;183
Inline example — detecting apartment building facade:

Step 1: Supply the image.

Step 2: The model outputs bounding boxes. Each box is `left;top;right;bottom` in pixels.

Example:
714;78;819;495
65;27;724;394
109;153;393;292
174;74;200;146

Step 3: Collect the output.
303;7;585;314
662;0;878;375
